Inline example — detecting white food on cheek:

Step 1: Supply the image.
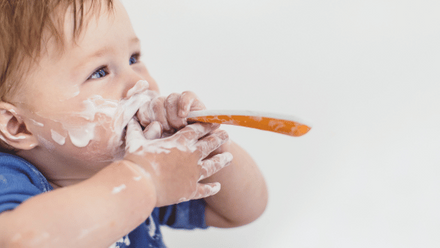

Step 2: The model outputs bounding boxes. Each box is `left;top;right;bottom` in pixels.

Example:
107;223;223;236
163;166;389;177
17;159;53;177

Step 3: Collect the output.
30;80;157;161
79;96;119;121
50;129;66;145
64;122;97;148
62;80;157;150
30;119;44;127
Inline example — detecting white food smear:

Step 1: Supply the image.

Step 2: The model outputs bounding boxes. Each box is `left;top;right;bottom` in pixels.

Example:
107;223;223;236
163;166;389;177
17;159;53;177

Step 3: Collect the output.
133;176;142;181
78;224;100;239
125;119;209;156
50;130;66;145
200;183;221;198
177;182;221;203
143;121;162;140
148;216;156;238
112;184;127;194
268;120;285;131
40;80;157;150
30;119;44;127
199;152;233;181
108;235;130;248
64;122;97;148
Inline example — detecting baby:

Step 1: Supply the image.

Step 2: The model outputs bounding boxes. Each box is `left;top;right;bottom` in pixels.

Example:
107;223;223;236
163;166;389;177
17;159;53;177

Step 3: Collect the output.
0;0;268;247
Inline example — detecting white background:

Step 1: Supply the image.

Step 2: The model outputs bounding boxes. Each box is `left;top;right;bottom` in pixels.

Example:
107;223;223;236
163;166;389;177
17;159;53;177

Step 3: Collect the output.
122;0;440;247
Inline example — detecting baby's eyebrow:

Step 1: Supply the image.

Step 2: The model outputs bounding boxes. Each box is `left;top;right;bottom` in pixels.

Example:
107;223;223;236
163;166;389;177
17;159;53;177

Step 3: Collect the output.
70;46;114;73
84;37;140;60
88;46;114;59
72;37;141;72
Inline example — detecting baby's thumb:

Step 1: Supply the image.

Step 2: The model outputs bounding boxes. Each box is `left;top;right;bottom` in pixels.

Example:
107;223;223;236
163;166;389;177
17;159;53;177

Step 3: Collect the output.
125;118;146;153
143;121;163;140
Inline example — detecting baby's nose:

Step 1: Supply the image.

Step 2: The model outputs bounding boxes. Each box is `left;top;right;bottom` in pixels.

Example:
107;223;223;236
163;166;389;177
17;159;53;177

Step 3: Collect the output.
122;72;147;98
125;80;150;99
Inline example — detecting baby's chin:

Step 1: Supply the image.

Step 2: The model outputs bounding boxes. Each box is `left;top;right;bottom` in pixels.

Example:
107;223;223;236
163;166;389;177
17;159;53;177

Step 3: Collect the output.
70;126;127;164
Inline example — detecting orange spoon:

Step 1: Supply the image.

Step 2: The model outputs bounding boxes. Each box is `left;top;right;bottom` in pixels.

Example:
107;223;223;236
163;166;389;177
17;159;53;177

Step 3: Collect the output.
187;110;312;137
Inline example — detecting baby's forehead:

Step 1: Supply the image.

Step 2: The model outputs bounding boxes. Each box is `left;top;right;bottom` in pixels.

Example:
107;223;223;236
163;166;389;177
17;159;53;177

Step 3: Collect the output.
38;2;117;61
57;3;117;48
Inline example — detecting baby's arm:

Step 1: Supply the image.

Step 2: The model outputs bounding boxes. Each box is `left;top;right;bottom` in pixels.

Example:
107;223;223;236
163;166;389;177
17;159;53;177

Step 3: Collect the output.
0;122;230;248
202;141;268;227
138;92;268;227
0;159;155;248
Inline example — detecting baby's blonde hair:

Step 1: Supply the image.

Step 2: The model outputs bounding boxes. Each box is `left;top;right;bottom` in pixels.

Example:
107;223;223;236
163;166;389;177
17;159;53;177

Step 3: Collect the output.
0;0;114;101
0;0;113;152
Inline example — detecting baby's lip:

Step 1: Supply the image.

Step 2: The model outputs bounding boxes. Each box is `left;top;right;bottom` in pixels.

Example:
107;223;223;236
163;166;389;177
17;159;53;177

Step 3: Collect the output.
121;113;143;144
119;103;141;133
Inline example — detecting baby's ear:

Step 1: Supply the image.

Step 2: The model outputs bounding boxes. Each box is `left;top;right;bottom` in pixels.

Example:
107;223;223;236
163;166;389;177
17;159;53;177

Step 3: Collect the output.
0;102;38;150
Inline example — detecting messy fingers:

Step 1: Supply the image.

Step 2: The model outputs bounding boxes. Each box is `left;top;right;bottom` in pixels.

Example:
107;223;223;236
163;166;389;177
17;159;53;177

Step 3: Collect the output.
178;91;206;118
191;182;222;200
199;152;233;181
137;96;169;130
165;93;186;130
137;102;152;127
176;122;220;142
143;121;163;140
195;129;229;159
125;119;146;153
150;97;169;131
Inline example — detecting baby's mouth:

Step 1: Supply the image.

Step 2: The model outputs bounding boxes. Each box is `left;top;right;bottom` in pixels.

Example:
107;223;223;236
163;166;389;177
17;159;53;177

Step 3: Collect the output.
112;80;158;147
120;114;143;149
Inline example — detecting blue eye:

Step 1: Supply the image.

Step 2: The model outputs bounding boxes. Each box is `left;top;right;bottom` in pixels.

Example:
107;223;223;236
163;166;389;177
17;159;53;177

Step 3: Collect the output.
89;67;108;80
129;54;140;65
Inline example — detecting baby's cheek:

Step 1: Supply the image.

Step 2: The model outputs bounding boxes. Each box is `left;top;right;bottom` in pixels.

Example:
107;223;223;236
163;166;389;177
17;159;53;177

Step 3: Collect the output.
82;138;125;162
37;115;120;159
88;122;125;156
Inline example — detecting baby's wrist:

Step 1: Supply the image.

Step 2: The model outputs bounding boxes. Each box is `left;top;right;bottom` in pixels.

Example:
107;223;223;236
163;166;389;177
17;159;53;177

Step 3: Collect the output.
119;160;158;205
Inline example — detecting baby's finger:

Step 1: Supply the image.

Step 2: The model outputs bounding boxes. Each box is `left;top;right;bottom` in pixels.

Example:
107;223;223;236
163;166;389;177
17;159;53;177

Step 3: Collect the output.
137;97;169;130
178;91;206;118
143;121;163;140
199;152;233;181
195;129;229;159
191;182;221;200
149;97;169;131
125;119;146;153
177;122;220;142
137;102;152;127
165;93;186;130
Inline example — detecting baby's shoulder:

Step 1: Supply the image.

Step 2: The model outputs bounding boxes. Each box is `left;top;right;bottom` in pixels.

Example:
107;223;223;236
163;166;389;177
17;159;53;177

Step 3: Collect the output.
0;153;52;213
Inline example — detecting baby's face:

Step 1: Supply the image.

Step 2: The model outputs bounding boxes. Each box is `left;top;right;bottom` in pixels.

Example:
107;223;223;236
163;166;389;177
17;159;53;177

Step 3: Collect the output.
12;0;158;183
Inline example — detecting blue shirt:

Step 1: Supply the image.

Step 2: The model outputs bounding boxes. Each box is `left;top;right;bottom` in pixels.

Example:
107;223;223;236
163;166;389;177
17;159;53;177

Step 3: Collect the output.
0;153;207;248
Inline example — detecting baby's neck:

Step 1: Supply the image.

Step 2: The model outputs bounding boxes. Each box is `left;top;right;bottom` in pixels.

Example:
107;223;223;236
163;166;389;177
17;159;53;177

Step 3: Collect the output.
48;178;84;189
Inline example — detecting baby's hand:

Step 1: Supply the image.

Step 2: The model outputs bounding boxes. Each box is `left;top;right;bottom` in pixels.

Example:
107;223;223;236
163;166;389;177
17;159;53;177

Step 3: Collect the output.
136;91;205;136
124;119;232;207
